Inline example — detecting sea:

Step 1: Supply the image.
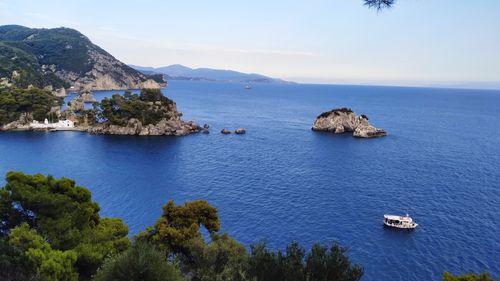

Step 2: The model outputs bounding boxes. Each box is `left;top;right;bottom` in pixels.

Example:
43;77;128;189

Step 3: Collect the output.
1;81;499;281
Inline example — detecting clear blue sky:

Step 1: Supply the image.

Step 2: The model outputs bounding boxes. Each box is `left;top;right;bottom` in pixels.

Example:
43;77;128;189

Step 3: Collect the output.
1;0;499;88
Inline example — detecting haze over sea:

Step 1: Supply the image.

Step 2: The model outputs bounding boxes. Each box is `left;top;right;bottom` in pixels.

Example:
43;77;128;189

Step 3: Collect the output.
0;81;499;281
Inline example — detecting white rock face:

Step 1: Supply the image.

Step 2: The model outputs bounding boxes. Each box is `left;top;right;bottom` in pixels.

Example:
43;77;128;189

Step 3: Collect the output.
54;48;165;91
312;108;387;138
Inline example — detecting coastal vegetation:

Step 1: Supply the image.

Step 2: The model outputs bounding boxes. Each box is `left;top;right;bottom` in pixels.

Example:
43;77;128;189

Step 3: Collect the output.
0;86;61;126
0;172;495;281
96;89;176;126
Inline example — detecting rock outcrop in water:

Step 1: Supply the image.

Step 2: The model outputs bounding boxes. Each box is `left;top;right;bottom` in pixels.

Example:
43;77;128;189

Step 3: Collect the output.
235;128;246;134
312;108;386;138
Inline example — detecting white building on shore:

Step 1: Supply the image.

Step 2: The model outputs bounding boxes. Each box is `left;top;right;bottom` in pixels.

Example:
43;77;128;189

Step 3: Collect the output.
30;118;75;129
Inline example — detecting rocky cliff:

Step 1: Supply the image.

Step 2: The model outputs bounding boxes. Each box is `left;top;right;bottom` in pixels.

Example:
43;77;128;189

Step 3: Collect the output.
0;25;166;90
312;108;387;138
87;117;200;136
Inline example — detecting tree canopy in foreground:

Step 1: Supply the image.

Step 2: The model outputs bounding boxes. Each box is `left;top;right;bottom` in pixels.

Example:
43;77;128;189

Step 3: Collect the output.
0;171;129;280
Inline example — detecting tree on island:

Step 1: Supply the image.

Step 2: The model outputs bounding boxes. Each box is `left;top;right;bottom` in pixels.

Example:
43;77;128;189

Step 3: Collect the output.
95;88;176;126
0;87;61;126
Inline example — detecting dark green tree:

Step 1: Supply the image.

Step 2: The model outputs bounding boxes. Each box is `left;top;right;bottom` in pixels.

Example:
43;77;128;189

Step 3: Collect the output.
305;243;364;281
139;200;251;281
9;223;78;281
0;172;130;280
247;241;364;281
0;236;37;281
138;200;220;254
93;241;185;281
96;89;175;126
181;233;249;281
0;87;61;125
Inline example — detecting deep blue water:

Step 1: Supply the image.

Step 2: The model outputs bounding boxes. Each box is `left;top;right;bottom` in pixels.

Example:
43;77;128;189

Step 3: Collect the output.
1;81;499;281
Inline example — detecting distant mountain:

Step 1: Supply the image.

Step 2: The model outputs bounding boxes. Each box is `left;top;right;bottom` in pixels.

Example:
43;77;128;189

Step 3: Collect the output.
0;25;165;90
129;64;293;84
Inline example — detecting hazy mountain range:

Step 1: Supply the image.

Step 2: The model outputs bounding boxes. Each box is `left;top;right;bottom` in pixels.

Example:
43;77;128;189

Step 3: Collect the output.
130;64;293;84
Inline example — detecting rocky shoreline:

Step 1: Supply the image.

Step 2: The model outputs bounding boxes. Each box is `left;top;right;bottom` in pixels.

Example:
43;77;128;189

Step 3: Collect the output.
87;118;200;136
312;108;387;138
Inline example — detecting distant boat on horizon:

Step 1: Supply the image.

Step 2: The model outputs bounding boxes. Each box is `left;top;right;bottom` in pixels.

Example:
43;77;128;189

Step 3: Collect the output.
245;84;252;90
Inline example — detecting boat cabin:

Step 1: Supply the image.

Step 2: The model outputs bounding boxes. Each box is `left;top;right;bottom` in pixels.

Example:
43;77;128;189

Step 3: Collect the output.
383;214;418;229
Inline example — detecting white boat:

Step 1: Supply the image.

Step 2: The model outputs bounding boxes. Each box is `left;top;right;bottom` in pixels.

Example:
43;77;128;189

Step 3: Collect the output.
383;214;418;229
245;84;252;90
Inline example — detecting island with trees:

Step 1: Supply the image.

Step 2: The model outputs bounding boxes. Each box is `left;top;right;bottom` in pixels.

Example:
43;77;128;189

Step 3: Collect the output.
0;87;201;136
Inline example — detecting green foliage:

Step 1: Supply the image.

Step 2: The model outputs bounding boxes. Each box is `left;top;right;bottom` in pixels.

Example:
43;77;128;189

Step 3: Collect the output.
0;236;37;281
247;241;364;281
139;200;250;281
0;87;61;125
96;89;175;126
305;243;364;281
181;233;249;281
9;223;78;281
443;272;496;281
0;25;95;88
0;171;130;280
0;41;67;89
93;241;186;281
138;199;220;254
74;218;131;279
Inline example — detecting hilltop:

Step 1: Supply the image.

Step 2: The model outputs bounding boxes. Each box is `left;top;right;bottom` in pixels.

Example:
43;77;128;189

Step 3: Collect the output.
0;25;165;90
130;64;293;84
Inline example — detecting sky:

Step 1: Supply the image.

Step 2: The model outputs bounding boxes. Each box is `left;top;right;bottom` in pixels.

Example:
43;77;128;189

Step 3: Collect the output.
1;0;499;88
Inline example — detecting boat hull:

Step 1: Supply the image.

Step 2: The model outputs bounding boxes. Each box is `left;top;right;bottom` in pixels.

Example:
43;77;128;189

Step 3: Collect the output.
383;221;418;229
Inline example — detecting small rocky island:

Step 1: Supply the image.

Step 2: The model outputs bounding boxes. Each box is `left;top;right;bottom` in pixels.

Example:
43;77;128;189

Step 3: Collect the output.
85;89;200;136
312;108;387;138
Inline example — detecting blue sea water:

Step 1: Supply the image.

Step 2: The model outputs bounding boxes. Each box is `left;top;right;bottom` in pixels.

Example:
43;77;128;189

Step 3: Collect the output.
1;81;499;281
